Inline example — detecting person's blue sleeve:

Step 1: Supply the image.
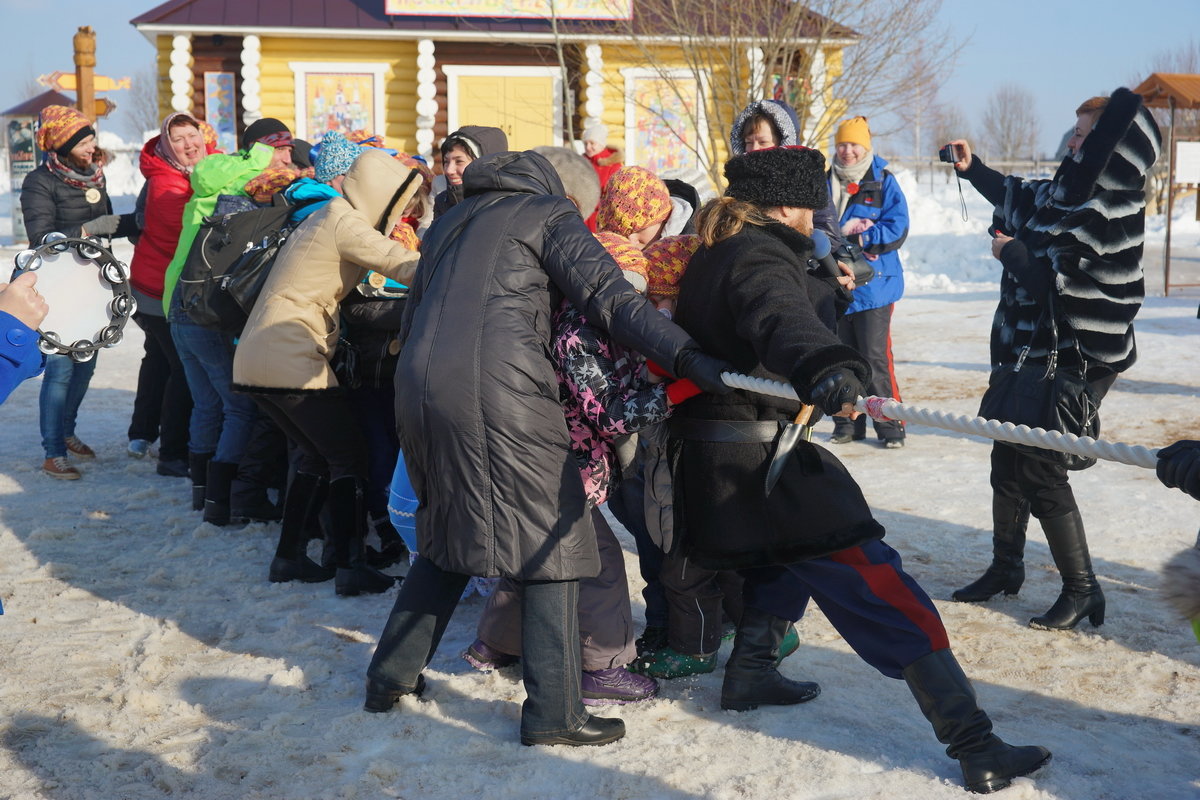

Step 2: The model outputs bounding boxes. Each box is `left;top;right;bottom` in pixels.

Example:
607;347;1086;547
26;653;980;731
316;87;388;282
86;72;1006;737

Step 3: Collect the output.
0;311;46;404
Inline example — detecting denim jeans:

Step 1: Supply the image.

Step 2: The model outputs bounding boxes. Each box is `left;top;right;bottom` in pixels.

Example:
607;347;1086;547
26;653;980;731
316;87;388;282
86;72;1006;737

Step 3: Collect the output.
170;320;256;463
368;556;586;739
39;353;97;458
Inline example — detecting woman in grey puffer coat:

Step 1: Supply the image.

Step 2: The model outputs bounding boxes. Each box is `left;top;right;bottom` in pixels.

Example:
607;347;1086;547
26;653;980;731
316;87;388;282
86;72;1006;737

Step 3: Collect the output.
364;150;731;747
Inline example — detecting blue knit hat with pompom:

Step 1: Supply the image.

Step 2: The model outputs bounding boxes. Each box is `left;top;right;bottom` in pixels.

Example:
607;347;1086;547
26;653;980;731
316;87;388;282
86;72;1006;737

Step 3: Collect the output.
314;131;364;184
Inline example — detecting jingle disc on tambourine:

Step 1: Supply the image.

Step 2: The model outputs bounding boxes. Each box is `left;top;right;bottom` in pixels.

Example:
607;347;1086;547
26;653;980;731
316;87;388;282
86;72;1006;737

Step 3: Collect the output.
12;233;135;361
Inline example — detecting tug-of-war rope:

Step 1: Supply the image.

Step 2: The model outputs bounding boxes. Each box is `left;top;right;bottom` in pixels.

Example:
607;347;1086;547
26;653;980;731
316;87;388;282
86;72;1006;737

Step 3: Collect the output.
720;372;1159;471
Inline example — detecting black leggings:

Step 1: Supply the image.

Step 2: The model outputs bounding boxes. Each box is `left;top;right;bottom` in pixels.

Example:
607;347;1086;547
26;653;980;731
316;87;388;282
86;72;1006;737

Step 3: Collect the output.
253;393;368;481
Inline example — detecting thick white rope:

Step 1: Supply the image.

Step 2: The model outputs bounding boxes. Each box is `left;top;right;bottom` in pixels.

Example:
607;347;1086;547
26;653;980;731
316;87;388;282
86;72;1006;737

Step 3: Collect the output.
719;371;1159;470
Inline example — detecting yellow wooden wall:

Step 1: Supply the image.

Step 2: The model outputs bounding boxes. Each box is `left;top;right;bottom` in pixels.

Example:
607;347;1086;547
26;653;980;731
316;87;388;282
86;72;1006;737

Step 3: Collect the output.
155;35;172;123
258;37;419;153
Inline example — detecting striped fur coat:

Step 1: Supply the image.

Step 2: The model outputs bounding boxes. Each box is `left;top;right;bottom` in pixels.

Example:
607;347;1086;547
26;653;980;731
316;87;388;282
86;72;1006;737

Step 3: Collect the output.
971;88;1162;373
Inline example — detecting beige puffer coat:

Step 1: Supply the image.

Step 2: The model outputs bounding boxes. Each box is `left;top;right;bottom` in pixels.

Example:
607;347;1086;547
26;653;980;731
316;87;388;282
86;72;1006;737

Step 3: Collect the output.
233;149;421;392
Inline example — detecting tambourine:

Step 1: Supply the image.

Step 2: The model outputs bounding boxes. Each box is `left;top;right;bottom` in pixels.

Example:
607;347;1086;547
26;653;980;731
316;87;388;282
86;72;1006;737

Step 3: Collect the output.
11;232;136;362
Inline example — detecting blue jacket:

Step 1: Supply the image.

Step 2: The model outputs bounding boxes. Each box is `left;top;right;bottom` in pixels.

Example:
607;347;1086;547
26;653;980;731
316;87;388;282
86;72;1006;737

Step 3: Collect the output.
0;311;45;404
832;155;909;313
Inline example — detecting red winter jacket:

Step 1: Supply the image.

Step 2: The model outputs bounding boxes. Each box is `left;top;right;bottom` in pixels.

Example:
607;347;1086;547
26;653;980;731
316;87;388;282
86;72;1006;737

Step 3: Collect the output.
129;137;195;299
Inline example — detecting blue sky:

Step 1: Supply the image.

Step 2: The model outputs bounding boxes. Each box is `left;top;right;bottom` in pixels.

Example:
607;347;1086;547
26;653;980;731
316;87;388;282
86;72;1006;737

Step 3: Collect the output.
0;0;1195;155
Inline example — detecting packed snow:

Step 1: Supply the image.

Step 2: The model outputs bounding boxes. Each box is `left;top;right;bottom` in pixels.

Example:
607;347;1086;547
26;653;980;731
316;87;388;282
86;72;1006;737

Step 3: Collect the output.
0;153;1198;800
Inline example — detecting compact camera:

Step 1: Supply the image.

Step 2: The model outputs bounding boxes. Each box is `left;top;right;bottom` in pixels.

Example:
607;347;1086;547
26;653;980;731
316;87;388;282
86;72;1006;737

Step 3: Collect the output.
938;143;962;164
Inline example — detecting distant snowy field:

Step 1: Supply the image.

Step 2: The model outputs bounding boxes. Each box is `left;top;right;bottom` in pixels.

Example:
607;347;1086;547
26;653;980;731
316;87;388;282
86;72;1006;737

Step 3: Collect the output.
0;146;1198;800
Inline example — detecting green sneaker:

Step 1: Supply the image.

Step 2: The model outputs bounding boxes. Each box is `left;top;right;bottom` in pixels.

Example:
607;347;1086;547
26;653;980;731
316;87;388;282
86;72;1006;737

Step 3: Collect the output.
775;622;800;666
630;646;717;679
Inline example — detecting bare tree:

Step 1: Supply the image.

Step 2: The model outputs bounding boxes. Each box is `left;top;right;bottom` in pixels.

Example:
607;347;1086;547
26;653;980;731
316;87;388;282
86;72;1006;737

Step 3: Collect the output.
122;63;162;141
930;103;972;154
597;0;962;187
980;84;1040;161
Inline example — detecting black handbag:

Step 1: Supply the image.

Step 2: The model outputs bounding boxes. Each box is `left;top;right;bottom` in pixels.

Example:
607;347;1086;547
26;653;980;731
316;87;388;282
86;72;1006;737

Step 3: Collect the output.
977;295;1100;471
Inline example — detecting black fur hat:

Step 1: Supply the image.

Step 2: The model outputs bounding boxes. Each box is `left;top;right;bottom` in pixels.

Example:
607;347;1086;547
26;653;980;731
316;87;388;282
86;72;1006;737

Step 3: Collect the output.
724;146;829;209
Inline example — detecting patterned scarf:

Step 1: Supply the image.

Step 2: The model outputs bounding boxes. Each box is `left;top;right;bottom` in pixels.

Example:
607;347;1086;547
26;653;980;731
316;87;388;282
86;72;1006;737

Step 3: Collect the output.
45;151;105;192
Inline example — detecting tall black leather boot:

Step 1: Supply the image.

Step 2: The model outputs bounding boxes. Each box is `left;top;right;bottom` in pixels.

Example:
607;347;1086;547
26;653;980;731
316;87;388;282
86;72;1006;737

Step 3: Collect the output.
328;476;397;597
188;451;214;511
953;496;1029;602
903;650;1051;793
1030;511;1105;630
720;607;820;711
202;461;238;526
269;472;335;583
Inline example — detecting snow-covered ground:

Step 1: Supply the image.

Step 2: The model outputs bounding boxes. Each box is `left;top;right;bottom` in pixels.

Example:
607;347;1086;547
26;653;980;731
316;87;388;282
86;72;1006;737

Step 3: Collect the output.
0;156;1198;800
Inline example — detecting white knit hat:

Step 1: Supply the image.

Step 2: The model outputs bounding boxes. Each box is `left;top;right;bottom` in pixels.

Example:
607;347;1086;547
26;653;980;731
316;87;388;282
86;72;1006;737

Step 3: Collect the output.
582;123;608;148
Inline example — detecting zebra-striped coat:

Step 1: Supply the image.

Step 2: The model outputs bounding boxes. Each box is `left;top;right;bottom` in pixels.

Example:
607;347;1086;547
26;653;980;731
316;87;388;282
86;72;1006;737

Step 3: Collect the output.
964;87;1162;373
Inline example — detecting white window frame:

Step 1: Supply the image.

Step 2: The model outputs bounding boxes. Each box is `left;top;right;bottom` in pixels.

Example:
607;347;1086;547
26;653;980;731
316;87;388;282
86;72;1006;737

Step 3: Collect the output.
288;61;389;142
621;66;710;174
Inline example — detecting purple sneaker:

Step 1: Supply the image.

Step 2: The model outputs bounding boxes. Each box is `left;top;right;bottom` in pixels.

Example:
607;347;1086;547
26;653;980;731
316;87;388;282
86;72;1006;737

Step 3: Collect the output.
581;667;659;705
462;639;518;672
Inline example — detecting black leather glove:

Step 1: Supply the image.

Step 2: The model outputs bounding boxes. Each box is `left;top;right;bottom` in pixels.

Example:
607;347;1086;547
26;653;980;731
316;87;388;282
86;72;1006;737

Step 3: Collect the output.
1157;440;1200;502
674;346;735;395
807;369;865;416
83;214;121;237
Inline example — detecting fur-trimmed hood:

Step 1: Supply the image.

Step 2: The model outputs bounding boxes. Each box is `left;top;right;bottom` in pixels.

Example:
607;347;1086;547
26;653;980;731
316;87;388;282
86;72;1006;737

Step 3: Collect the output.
729;99;801;156
590;146;623;167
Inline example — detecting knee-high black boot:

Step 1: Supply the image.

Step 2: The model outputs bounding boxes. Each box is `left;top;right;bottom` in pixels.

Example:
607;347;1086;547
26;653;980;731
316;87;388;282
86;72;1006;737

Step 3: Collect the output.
720;607;820;711
903;650;1051;794
1029;511;1105;630
188;451;214;511
328;476;397;597
202;461;238;526
269;472;335;583
953;496;1028;602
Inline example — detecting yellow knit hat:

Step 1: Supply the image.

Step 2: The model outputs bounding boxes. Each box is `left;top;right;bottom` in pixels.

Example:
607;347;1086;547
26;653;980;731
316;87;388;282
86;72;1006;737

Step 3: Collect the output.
835;116;871;148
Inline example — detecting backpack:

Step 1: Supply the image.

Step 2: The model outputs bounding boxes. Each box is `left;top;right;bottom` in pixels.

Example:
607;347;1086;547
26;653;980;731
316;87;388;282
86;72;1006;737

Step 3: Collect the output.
175;193;308;335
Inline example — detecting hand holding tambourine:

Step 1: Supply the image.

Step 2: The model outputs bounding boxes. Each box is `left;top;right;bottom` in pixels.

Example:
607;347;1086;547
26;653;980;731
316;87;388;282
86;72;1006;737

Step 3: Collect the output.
0;271;49;329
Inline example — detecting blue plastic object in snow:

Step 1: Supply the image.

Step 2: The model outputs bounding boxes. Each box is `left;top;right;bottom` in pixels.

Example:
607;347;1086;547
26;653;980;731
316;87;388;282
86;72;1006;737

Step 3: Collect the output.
387;452;419;553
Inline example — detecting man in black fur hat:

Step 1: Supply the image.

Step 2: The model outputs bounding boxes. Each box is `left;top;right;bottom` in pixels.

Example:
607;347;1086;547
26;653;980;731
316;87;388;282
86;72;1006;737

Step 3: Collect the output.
946;89;1162;631
669;145;1052;794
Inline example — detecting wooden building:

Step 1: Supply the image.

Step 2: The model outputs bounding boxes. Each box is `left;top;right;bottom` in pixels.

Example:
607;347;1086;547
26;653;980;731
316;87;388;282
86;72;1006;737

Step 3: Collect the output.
131;1;856;181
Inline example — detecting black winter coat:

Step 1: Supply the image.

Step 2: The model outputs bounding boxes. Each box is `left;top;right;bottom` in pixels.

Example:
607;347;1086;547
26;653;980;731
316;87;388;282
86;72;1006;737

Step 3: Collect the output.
395;150;697;580
672;221;883;569
341;291;406;389
20;164;137;246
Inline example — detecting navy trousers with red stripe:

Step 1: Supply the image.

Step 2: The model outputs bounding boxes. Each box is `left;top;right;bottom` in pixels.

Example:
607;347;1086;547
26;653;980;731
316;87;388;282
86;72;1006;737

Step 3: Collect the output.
834;303;905;442
741;539;949;679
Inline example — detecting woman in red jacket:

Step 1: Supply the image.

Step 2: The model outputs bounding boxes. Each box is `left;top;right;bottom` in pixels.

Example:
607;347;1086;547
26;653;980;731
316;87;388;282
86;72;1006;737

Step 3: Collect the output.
126;113;216;475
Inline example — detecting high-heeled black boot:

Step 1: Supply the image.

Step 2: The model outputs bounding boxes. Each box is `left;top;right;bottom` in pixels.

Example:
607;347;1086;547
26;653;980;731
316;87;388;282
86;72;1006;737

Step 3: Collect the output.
1030;511;1105;630
720;607;820;711
953;496;1029;602
903;650;1051;793
328;477;397;596
269;472;335;583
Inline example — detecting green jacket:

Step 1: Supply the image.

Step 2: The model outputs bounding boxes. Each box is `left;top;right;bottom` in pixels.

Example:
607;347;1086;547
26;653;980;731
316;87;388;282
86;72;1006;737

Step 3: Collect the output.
161;143;275;314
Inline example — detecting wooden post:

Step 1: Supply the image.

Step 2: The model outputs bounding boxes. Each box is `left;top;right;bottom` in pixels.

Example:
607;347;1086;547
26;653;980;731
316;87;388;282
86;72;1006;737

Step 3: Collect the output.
73;26;97;122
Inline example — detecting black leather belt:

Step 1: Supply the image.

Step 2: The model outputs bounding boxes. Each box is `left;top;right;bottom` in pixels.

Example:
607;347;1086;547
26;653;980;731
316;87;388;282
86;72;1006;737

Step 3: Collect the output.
668;417;780;443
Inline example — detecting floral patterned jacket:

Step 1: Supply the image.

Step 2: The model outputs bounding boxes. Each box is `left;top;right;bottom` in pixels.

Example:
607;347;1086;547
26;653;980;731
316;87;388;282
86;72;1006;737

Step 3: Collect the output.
551;299;671;506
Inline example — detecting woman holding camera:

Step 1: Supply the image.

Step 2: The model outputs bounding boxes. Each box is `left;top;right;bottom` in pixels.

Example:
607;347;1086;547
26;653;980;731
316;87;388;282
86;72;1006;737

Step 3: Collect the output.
947;88;1161;630
826;116;909;448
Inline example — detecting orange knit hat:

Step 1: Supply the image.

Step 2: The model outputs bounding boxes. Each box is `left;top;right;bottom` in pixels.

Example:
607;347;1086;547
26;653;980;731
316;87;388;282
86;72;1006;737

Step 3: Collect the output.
596;166;672;237
197;120;221;153
644;235;701;299
835;116;871;148
37;105;94;154
595;231;649;292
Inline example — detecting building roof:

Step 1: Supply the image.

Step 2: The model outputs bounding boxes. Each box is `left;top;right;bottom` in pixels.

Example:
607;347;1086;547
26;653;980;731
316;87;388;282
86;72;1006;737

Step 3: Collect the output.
1133;73;1200;110
0;90;76;118
131;0;858;42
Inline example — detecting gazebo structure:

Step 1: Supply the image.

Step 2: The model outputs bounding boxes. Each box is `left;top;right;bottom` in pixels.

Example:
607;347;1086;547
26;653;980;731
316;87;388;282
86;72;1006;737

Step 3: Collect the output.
1133;72;1200;295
